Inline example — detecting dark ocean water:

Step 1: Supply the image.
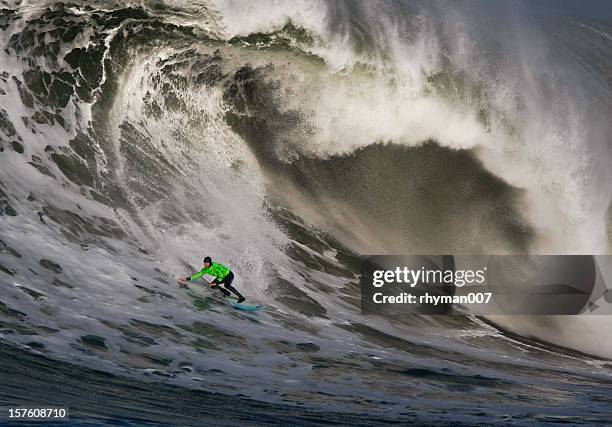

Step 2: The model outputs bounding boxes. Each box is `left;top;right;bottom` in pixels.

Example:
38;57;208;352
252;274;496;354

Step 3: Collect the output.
1;342;465;426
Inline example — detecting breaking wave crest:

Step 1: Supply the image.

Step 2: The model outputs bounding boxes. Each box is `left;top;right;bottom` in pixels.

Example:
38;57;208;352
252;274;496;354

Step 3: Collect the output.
1;1;612;422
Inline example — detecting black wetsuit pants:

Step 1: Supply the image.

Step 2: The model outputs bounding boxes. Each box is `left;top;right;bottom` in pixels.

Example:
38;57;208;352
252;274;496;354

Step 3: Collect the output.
212;271;243;300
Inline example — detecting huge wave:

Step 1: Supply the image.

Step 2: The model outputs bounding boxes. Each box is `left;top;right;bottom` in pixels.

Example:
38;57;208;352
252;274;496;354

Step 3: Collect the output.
1;0;612;423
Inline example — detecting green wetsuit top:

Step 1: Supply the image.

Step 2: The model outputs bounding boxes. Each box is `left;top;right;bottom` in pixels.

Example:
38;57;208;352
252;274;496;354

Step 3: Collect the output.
187;262;230;282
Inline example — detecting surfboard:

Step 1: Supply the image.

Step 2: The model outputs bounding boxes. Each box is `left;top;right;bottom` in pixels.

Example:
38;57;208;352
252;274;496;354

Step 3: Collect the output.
226;296;264;311
230;302;264;311
180;283;263;311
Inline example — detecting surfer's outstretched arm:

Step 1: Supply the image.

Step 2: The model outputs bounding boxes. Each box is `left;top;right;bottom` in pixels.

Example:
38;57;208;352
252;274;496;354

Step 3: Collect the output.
179;270;205;284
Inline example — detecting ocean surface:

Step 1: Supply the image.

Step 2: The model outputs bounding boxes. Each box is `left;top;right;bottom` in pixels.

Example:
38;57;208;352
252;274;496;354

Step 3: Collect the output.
1;1;611;425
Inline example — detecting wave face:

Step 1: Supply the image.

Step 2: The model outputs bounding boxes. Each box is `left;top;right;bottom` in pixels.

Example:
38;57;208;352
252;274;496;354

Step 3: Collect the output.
1;1;612;423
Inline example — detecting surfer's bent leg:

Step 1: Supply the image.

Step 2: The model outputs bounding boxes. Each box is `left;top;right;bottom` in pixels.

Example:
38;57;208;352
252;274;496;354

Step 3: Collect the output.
212;279;231;297
221;272;245;302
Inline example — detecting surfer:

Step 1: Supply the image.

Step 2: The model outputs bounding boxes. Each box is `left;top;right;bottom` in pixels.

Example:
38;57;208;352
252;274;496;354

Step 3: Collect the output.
179;257;245;303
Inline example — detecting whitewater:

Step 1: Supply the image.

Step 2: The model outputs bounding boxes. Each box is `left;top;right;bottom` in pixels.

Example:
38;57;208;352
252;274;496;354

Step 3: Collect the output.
1;0;611;424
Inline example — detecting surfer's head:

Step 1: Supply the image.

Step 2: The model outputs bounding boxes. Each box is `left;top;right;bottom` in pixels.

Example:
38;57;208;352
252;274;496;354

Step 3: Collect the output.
203;256;212;268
